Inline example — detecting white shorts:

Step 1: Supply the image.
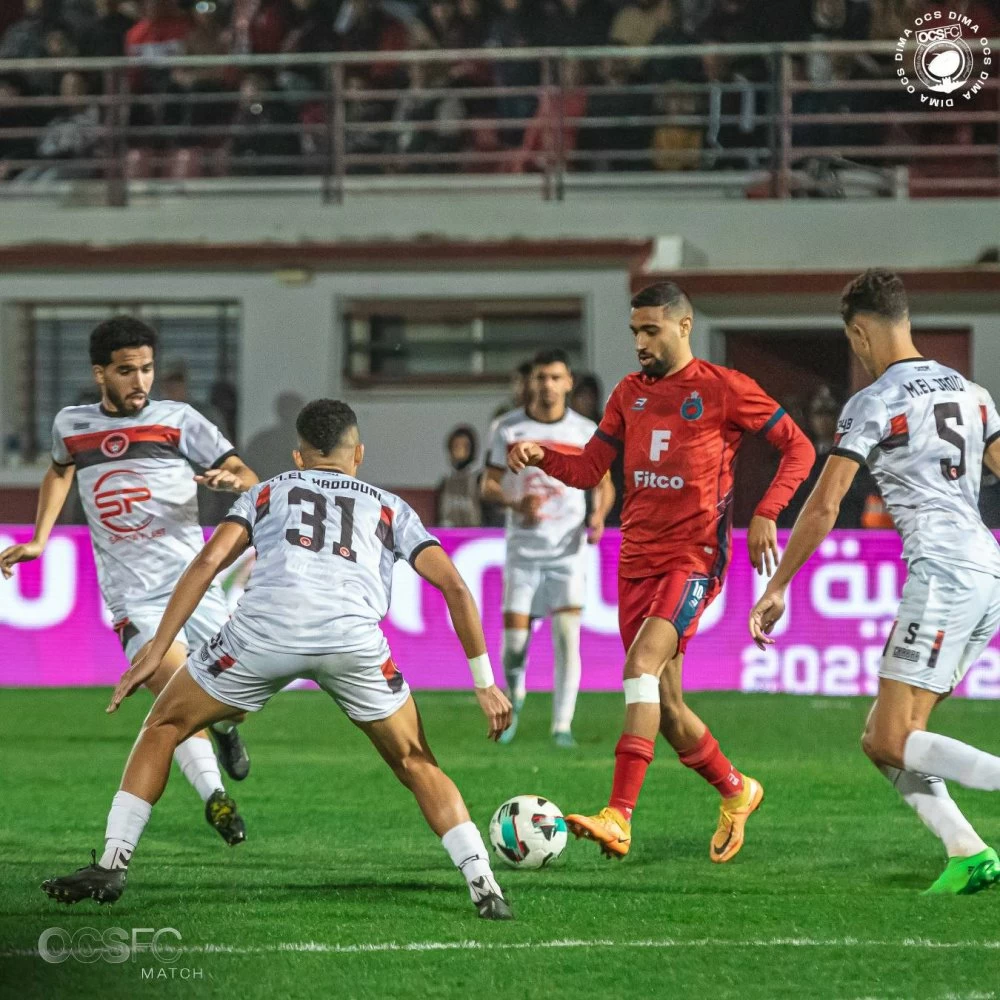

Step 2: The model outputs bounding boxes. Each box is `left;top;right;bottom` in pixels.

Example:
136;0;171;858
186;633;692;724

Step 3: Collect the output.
503;552;586;619
881;559;1000;694
113;584;230;663
185;621;411;722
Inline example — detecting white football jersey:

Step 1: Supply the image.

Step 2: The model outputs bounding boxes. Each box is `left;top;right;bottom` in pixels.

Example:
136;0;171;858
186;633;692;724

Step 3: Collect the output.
223;470;438;654
486;407;597;562
51;400;236;617
833;358;1000;575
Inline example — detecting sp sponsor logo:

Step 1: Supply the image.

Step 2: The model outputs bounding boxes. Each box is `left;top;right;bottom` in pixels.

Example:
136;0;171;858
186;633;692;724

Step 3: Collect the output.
100;432;130;458
896;10;992;105
633;470;685;490
93;469;153;535
649;430;671;461
680;391;704;421
631;397;647;411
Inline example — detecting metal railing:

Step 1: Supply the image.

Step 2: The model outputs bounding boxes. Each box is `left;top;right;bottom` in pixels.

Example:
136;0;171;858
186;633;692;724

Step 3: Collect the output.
0;41;997;203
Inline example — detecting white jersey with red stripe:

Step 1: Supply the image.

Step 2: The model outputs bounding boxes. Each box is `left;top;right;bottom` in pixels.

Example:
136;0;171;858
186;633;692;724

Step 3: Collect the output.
832;358;1000;576
222;470;439;654
486;407;597;562
51;399;237;618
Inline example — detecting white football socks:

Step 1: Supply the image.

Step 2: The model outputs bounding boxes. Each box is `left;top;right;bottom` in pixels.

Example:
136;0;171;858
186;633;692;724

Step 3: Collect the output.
550;611;581;735
441;821;504;902
879;765;987;858
903;730;1000;791
174;735;225;803
502;628;530;711
100;790;152;869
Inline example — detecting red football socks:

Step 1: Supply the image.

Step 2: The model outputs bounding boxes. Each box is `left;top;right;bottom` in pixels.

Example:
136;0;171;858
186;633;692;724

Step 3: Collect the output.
608;734;655;821
677;729;744;798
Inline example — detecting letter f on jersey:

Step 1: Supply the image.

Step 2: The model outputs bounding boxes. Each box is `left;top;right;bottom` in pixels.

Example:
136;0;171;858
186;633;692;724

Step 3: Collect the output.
650;430;672;461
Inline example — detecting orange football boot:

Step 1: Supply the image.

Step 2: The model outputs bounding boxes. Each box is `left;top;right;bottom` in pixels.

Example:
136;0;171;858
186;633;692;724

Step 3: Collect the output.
565;806;631;858
710;776;764;863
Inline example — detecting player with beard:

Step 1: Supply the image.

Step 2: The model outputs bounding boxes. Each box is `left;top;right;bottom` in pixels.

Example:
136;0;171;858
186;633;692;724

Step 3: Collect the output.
1;316;259;848
508;283;814;862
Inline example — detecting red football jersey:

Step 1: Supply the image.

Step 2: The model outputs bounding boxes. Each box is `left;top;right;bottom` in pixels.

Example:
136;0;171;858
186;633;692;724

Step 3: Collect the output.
540;358;814;580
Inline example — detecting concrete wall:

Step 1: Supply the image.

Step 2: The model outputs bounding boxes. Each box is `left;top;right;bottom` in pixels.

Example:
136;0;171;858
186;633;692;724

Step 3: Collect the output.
6;191;1000;269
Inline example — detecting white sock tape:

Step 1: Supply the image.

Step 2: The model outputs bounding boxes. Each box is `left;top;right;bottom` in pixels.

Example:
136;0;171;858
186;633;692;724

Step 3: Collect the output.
468;653;495;689
623;674;660;705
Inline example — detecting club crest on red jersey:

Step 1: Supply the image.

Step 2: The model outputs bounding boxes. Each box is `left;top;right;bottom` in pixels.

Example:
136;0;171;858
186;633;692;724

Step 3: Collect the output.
100;431;130;458
680;391;704;421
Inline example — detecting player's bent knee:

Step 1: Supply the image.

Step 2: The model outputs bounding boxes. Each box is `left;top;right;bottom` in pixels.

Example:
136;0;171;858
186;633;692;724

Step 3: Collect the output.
861;727;906;768
623;673;660;705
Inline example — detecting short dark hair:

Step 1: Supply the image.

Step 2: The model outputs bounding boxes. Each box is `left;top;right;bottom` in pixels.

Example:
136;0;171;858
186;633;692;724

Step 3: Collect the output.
839;269;908;325
630;281;691;313
89;315;157;367
531;347;571;371
296;399;358;454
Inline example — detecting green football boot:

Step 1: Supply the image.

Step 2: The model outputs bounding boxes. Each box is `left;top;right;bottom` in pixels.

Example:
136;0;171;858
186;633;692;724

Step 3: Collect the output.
923;848;1000;896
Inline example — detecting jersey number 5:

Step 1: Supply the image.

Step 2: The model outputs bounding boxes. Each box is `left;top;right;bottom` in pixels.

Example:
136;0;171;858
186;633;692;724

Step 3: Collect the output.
284;487;358;562
933;402;966;482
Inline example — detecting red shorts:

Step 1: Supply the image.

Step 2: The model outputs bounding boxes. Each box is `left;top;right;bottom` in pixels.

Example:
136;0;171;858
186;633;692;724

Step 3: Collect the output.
618;571;722;654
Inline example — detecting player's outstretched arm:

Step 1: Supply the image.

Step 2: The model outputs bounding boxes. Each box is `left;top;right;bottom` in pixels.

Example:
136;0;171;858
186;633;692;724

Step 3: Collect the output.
510;433;617;490
195;455;259;493
107;521;251;712
411;543;512;740
748;455;858;648
0;462;74;579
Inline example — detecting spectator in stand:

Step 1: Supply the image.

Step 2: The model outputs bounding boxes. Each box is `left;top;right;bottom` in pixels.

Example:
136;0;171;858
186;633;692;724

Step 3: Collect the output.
505;57;586;174
436;425;483;527
282;0;337;54
125;0;192;125
230;70;301;174
392;59;466;171
15;71;101;181
577;56;652;171
126;0;191;61
336;0;409;89
0;75;44;181
541;0;610;47
81;0;136;56
486;0;541;143
609;0;675;76
169;0;230;130
231;0;290;55
0;0;59;61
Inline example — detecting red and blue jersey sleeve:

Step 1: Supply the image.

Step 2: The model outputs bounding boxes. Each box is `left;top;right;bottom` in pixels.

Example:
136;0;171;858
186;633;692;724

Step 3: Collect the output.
539;381;624;489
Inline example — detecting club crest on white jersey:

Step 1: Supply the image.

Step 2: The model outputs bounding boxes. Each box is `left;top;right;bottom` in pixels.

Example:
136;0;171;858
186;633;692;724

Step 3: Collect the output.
51;400;237;617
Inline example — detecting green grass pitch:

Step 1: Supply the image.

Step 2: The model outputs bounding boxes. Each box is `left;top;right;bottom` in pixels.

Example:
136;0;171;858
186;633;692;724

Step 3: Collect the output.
2;687;1000;999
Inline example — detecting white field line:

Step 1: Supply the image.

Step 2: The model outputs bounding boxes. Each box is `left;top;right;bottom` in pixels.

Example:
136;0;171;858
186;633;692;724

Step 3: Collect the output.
4;937;1000;959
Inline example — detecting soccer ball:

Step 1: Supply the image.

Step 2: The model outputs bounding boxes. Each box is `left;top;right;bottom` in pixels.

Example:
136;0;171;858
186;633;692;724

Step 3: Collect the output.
489;795;568;869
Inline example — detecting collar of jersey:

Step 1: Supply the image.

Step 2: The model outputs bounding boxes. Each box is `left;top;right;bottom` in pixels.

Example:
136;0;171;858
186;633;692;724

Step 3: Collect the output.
99;399;151;419
882;356;926;373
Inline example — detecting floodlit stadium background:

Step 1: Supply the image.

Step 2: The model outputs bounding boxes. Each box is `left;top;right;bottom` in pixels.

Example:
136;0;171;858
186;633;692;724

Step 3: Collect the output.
2;2;1000;696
